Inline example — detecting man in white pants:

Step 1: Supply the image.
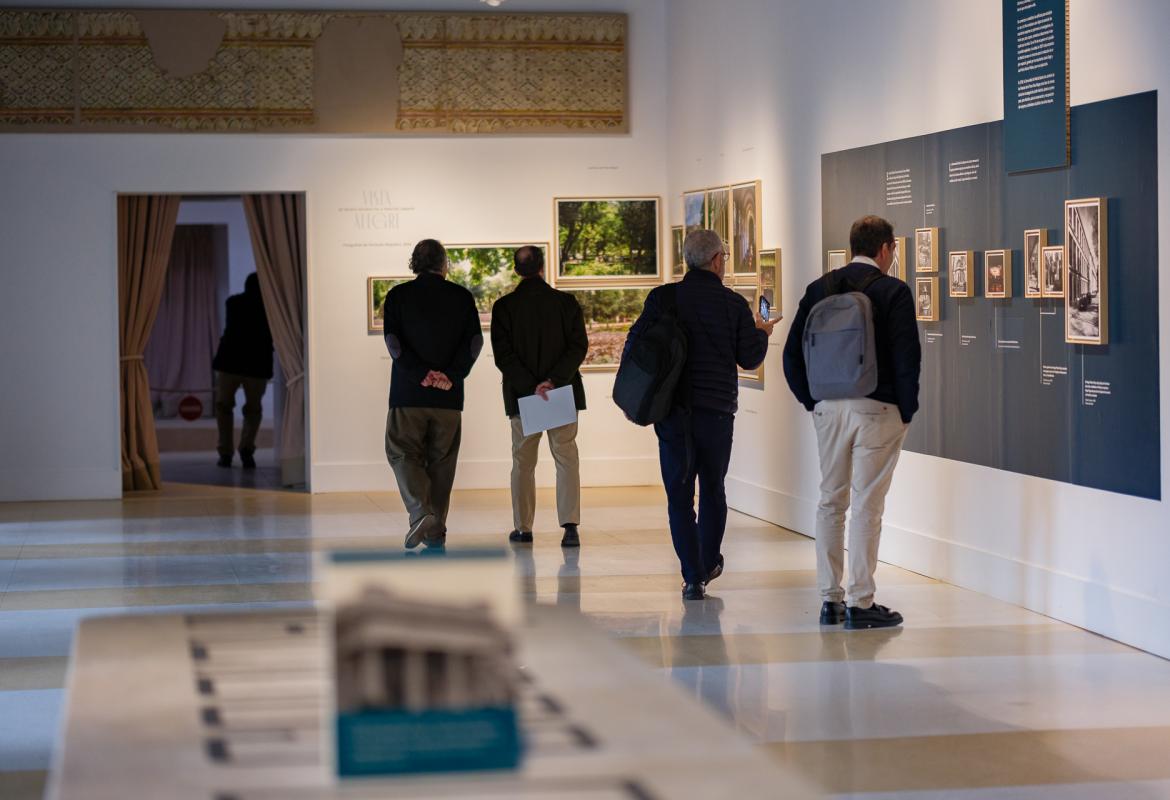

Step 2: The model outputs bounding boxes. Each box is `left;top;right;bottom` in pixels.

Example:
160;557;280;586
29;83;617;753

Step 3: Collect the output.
782;215;922;629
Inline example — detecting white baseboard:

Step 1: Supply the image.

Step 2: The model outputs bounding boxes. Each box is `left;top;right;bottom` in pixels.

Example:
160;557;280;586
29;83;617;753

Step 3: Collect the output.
726;474;1170;661
312;456;661;494
0;467;121;502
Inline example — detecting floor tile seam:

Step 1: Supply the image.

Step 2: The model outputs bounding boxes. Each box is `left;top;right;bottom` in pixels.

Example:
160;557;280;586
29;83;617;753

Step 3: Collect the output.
760;722;1170;746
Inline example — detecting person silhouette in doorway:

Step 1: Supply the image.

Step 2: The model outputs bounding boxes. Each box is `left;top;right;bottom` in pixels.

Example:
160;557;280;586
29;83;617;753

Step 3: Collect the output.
212;272;273;469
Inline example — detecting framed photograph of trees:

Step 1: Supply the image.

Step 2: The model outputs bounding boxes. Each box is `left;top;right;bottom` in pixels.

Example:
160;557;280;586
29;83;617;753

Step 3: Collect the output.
562;287;652;370
1065;197;1108;345
554;197;661;284
366;277;409;334
671;225;685;280
446;243;547;328
683;191;705;236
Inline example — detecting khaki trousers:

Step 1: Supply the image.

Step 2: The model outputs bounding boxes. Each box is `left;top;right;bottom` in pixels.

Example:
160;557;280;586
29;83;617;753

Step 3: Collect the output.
215;371;268;458
509;416;581;532
812;398;908;609
385;407;462;528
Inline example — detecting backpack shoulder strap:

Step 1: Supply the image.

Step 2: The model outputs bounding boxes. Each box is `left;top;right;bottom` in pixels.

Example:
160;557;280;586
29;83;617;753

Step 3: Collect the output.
856;270;883;292
659;282;681;317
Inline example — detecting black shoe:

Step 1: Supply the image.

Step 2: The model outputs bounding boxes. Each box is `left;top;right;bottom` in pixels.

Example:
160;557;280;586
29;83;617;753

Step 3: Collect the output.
508;529;533;544
405;514;438;550
704;554;725;585
819;601;846;625
240;452;256;470
560;524;580;548
423;530;447;550
844;603;903;630
216;454;232;468
682;582;706;601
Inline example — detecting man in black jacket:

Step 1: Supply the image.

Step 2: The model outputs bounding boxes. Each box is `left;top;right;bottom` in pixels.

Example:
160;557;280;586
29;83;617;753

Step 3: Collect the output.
623;229;775;600
491;246;588;548
783;215;921;630
212;272;273;469
384;239;483;549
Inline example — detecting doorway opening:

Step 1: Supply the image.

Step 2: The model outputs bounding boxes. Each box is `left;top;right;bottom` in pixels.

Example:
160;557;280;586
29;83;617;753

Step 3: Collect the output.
117;192;308;494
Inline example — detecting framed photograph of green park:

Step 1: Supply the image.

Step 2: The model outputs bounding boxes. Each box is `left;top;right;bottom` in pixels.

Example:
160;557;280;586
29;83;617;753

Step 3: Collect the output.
446;243;547;328
554;197;661;285
366;277;409;334
562;287;652;371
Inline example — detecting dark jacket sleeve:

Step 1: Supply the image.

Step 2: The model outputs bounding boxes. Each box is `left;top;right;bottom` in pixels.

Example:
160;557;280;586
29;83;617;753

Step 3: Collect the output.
887;282;922;423
442;292;484;380
548;295;588;387
782;290;816;412
733;295;768;370
491;298;539;394
383;291;430;383
621;287;662;362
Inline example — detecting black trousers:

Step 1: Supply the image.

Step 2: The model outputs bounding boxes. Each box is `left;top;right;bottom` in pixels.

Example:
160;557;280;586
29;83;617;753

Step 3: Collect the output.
654;407;734;585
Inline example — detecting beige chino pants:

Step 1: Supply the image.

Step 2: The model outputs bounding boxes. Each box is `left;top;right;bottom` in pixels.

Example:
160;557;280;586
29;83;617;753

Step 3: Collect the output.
509;417;581;533
812;398;908;609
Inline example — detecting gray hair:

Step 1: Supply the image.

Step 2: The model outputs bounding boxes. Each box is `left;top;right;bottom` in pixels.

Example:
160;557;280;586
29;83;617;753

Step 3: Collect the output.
683;229;723;270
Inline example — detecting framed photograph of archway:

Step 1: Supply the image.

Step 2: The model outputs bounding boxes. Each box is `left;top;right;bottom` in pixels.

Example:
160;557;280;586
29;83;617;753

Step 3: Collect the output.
914;227;939;273
1041;244;1065;299
1065;197;1108;345
554;197;661;285
730;180;761;276
948;250;974;298
1023;228;1048;298
704;186;731;253
915;277;939;322
446;243;547;329
984;249;1012;299
366;277;409;334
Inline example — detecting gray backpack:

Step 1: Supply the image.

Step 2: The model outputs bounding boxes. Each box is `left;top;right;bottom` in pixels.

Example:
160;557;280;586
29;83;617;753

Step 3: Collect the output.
802;270;881;401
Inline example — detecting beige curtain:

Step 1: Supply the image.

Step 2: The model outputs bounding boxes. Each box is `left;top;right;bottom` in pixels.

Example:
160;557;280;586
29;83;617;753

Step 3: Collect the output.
119;194;182;491
243;194;306;487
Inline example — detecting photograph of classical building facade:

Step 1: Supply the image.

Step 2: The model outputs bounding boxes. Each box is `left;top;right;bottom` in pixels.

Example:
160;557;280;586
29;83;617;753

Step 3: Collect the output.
334;586;516;714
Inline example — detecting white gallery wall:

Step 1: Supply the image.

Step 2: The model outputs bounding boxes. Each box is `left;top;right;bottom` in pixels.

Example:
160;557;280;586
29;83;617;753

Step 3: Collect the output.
666;0;1170;659
0;0;665;502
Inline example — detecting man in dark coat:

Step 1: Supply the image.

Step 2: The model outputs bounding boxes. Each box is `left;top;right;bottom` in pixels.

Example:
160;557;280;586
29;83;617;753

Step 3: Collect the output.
212;272;273;469
490;246;589;548
622;229;774;601
384;239;483;549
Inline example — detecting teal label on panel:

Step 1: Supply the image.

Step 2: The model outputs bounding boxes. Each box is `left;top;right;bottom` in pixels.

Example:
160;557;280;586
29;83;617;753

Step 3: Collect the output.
336;706;522;777
1003;0;1068;172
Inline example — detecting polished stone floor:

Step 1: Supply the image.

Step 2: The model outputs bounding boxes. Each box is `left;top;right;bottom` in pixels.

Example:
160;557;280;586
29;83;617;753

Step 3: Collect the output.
2;484;1170;799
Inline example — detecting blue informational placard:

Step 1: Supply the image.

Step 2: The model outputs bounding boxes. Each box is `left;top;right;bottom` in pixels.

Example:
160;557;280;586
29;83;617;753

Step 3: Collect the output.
1003;0;1069;173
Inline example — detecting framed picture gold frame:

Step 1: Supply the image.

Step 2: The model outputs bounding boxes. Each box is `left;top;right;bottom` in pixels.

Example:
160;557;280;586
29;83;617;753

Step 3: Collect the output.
1041;244;1065;300
670;225;685;280
914;227;939;273
948;250;974;298
553;196;662;287
683;190;705;236
758;248;781;320
914;277;939;322
1064;197;1108;345
732;284;764;384
562;286;654;372
892;236;908;281
730;180;762;276
704;185;731;254
826;249;848;274
366;276;409;335
446;242;548;329
1023;228;1048;299
984;249;1012;299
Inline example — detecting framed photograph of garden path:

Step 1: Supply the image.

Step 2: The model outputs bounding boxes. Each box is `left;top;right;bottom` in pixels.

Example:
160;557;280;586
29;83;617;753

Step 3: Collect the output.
563;287;652;371
366;277;410;334
446;243;547;329
554;197;661;285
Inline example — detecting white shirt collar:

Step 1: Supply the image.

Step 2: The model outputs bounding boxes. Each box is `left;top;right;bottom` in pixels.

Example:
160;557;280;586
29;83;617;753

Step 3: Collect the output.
851;255;880;269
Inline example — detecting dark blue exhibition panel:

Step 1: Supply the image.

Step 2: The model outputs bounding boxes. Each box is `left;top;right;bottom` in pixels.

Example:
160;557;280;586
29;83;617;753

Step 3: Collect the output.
820;92;1160;499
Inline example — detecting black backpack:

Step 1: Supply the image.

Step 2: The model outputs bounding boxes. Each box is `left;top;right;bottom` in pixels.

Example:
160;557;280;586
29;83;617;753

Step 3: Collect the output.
613;285;688;425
